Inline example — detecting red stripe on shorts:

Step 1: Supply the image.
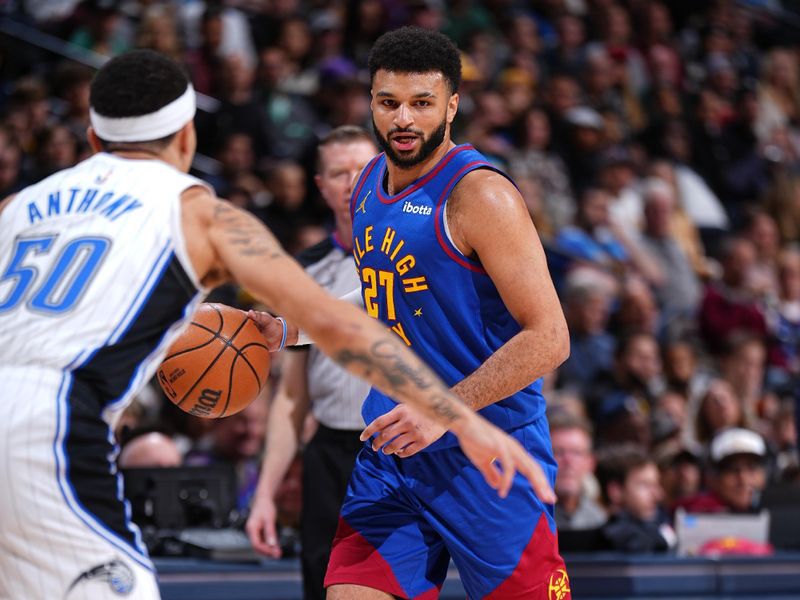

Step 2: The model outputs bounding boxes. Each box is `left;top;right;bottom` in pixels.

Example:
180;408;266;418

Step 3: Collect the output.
324;517;409;597
484;514;572;599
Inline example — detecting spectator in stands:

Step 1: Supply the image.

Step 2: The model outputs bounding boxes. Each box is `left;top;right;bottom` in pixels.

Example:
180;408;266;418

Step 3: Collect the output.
637;177;702;322
597;445;676;552
720;333;769;433
553;187;628;283
276;16;317;96
590;332;664;447
186;392;269;511
693;378;750;445
68;0;129;57
678;428;768;513
770;402;798;481
206;132;258;198
53;62;93;138
135;4;182;64
742;209;781;299
612;276;661;337
119;430;183;469
464;89;515;160
0;127;25;197
550;413;607;531
655;442;703;513
185;6;224;96
508;107;575;232
755;48;800;144
255;46;318;160
560;105;607;192
559;276;616;391
699;237;767;355
5;77;51;156
649;160;716;279
199;56;264;159
596;145;643;240
33;124;80;180
263;160;311;253
598;3;649;98
763;174;800;246
767;249;800;388
325;77;372;130
544;15;587;79
662;339;710;401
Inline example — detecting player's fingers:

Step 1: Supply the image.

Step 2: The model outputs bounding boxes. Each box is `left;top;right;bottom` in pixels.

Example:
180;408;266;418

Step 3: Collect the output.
396;441;421;457
477;454;503;493
246;310;269;331
360;413;396;442
514;447;556;504
246;517;280;557
496;446;515;498
382;432;414;454
373;424;409;451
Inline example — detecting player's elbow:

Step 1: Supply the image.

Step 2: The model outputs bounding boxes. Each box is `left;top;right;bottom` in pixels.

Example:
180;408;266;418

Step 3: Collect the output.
555;327;570;367
551;316;571;368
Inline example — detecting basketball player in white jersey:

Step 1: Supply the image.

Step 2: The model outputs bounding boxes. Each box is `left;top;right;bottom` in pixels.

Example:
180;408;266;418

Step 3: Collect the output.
0;50;553;600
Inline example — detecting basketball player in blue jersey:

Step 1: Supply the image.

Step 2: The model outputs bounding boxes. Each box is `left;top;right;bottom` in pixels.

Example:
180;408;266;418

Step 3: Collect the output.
0;50;551;599
322;27;573;599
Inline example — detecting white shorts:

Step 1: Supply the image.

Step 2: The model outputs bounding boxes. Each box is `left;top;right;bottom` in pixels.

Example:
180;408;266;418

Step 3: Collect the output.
0;368;160;600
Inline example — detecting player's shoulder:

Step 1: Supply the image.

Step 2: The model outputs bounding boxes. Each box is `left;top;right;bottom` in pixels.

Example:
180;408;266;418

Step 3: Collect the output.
455;165;514;191
179;183;220;215
296;236;336;268
451;166;520;213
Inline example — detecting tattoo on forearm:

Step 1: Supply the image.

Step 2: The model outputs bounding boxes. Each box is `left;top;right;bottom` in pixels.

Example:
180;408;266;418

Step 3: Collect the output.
213;203;285;260
335;340;462;424
430;395;462;423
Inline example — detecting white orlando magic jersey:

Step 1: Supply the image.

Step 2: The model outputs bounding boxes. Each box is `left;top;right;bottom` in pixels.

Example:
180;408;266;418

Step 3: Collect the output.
0;152;209;424
0;153;210;600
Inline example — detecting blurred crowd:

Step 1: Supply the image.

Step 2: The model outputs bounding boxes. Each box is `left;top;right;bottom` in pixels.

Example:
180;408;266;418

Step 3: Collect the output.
1;0;799;556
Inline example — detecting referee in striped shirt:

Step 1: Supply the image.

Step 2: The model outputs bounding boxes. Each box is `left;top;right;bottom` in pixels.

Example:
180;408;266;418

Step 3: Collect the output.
247;126;377;600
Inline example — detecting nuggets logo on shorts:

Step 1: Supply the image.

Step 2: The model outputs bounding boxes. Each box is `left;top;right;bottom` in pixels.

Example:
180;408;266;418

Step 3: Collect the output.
548;568;570;600
67;560;135;596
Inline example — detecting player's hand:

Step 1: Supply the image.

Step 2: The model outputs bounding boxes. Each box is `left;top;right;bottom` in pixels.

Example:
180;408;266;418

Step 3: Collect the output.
360;404;447;457
247;310;295;352
245;492;282;558
454;413;557;502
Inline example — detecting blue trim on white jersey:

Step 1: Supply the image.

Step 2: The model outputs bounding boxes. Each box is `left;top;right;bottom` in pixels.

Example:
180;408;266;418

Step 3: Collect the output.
53;368;155;571
108;241;172;344
51;240;183;571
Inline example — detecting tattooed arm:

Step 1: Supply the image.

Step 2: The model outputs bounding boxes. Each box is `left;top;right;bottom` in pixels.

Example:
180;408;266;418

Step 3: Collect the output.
180;190;555;500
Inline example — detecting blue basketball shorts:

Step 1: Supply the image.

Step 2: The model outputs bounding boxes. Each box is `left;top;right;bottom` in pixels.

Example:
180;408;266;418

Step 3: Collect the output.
325;416;572;599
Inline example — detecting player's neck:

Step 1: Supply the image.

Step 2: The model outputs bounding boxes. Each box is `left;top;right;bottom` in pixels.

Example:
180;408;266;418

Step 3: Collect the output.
385;140;456;196
108;148;186;172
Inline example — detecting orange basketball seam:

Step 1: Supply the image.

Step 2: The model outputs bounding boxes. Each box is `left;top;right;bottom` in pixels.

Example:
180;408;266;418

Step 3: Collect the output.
234;341;270;387
162;333;218;361
163;303;225;360
175;314;250;410
216;313;263;417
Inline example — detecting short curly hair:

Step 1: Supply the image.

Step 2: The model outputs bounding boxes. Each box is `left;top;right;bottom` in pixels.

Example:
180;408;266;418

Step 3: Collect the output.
90;49;190;148
368;27;462;94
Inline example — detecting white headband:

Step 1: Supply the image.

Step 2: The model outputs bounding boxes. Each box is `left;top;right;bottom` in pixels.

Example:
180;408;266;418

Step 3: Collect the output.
90;84;196;143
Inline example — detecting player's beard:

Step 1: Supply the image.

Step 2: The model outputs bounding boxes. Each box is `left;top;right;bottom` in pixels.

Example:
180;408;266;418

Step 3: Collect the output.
373;117;448;170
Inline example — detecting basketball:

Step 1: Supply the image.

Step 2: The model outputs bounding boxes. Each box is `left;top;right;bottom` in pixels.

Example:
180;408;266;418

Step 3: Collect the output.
157;303;271;418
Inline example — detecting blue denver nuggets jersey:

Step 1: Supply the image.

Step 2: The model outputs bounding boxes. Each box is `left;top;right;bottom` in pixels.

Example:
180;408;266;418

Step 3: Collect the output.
350;144;546;451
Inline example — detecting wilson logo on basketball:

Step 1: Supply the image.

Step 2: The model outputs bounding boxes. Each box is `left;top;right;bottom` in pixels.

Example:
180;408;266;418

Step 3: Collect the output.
158;370;177;399
548;568;570;600
190;388;222;417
